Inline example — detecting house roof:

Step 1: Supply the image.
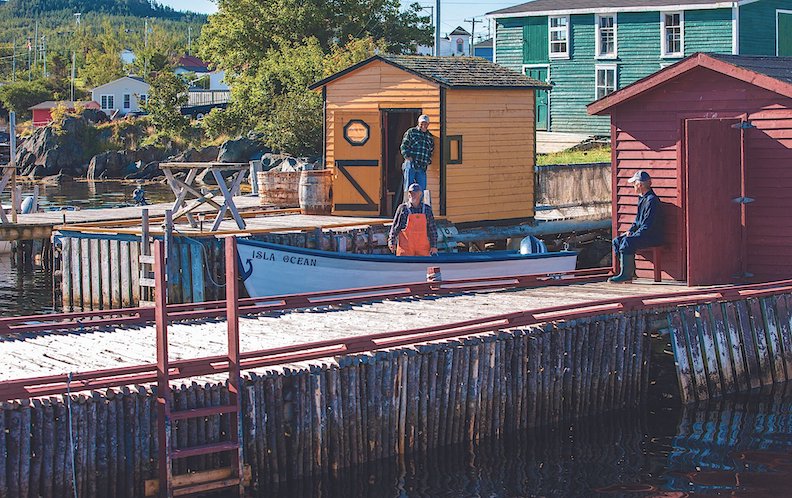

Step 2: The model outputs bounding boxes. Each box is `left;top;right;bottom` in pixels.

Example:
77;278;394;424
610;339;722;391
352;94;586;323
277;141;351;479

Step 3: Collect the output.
489;0;752;17
474;39;493;48
449;26;472;36
29;100;101;111
588;53;792;115
90;76;150;93
176;55;210;72
310;55;551;90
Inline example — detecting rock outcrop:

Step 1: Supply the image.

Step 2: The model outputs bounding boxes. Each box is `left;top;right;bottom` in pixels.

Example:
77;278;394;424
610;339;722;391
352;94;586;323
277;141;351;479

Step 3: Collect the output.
16;116;90;178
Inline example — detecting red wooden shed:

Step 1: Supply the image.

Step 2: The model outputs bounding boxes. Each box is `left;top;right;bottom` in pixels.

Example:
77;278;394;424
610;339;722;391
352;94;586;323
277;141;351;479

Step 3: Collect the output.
29;100;101;127
589;53;792;285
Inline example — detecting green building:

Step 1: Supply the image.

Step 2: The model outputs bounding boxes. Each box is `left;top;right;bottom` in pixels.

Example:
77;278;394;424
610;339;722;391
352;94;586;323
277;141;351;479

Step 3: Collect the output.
488;0;792;135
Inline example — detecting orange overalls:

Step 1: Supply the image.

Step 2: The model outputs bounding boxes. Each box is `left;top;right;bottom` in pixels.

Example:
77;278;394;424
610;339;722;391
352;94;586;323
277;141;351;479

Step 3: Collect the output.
396;204;431;256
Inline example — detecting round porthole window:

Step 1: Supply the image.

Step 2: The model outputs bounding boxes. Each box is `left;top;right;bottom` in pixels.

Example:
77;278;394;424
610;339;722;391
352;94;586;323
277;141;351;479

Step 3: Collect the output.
343;119;370;146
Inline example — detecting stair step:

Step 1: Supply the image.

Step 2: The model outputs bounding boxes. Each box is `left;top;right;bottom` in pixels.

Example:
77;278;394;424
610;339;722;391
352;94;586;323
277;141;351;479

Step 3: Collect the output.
171;441;239;460
173;477;241;496
171;404;238;421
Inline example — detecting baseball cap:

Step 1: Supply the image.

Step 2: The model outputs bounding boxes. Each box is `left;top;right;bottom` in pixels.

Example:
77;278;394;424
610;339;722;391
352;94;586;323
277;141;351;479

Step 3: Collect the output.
627;170;651;183
418;114;430;123
407;183;422;192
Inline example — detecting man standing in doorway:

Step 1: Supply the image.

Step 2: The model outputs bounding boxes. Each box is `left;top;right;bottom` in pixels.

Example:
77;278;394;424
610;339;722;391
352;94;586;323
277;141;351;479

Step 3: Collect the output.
609;170;663;283
388;183;438;256
400;114;435;193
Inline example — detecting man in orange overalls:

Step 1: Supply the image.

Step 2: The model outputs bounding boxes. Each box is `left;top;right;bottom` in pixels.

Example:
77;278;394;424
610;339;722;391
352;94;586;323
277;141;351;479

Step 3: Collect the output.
388;183;438;256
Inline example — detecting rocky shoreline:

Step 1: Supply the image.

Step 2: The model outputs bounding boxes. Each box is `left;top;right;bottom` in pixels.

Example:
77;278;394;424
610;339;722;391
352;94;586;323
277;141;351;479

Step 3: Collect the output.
14;114;320;183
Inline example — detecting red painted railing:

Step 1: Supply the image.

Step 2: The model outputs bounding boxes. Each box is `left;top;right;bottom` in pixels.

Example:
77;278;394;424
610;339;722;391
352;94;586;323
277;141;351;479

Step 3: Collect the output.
2;273;792;401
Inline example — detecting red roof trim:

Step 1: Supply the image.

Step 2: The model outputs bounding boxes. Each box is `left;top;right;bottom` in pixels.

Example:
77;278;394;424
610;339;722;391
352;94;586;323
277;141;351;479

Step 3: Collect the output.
588;53;792;115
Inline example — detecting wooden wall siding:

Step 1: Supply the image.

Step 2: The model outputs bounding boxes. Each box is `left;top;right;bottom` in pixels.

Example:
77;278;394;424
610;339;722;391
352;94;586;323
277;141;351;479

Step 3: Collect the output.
522;16;549;65
444;89;536;222
497;10;734;135
667;294;792;404
324;60;441;197
740;0;789;56
611;68;792;281
0;312;651;496
494;18;525;68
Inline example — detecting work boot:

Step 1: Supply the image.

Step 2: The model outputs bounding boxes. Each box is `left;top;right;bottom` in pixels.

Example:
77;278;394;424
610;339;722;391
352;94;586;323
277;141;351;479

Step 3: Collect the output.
608;252;635;283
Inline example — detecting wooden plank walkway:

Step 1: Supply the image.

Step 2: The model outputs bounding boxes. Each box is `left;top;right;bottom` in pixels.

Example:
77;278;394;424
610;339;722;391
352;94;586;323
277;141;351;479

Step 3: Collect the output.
0;281;690;382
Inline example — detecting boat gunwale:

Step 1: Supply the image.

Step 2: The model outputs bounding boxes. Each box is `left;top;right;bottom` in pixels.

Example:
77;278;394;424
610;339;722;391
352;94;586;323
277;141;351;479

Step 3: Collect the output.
237;238;578;264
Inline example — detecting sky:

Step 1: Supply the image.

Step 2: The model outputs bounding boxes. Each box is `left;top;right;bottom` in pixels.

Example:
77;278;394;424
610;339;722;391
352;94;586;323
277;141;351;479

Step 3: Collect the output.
158;0;521;42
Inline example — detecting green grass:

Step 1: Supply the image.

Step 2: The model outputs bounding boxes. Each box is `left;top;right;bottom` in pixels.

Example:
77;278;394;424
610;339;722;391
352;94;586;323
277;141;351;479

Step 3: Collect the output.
537;146;611;166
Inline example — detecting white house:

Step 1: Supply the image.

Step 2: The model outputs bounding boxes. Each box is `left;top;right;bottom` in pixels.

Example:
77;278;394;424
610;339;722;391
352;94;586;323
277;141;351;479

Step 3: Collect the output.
417;26;472;56
91;76;150;117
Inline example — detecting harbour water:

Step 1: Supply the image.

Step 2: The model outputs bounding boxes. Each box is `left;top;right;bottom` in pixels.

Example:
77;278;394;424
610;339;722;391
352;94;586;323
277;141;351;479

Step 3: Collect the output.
3;182;792;497
0;179;173;316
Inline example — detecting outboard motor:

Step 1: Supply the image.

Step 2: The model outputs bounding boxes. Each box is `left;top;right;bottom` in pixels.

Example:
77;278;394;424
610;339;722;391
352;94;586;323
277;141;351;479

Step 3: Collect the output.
519;235;548;255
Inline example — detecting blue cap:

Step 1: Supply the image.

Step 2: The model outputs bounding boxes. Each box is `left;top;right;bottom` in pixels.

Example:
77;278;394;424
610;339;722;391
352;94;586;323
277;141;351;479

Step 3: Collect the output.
628;170;651;183
407;183;422;192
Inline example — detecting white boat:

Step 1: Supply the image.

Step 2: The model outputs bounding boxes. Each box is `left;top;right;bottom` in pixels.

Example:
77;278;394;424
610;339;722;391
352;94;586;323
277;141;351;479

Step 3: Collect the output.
237;239;578;298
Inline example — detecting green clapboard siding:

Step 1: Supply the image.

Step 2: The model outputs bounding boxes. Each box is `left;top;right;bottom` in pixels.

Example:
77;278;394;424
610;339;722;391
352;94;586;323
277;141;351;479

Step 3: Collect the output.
523;16;549;64
685;9;733;55
494;7;734;135
740;0;791;55
495;18;525;70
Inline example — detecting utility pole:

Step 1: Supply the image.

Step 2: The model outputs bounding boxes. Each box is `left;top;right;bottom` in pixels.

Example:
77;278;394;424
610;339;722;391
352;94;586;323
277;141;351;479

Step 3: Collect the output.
11;41;15;82
70;51;76;101
34;18;38;74
41;35;46;77
188;25;192;54
144;18;149;76
464;17;482;56
434;0;441;58
27;37;31;81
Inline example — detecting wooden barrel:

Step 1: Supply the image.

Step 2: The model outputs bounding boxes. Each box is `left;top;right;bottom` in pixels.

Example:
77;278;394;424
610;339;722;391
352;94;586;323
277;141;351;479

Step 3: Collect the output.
298;169;333;215
257;171;300;207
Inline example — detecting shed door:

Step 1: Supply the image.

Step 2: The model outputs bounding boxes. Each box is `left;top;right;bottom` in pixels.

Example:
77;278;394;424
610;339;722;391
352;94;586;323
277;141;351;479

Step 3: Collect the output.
333;112;382;215
524;67;549;131
779;12;792;56
685;118;742;285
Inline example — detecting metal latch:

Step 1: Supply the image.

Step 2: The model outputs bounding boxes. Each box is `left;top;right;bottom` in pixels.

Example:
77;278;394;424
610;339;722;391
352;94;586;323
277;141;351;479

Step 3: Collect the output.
732;196;755;204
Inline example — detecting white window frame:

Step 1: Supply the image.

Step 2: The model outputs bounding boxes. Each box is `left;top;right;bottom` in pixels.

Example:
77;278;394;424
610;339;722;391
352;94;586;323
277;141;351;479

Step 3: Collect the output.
548;15;570;59
139;94;148;106
100;94;115;110
594;64;618;101
123;93;131;109
660;11;684;58
777;9;792;56
595;13;618;59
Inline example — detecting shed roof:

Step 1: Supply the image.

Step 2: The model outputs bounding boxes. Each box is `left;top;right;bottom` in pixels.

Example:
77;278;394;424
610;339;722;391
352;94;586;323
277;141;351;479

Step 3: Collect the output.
489;0;752;16
29;100;101;110
588;53;792;115
474;39;494;48
310;54;550;90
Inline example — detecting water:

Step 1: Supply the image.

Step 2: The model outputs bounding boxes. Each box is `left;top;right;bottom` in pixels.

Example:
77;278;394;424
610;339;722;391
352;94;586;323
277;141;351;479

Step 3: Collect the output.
0;179;174;316
260;387;792;497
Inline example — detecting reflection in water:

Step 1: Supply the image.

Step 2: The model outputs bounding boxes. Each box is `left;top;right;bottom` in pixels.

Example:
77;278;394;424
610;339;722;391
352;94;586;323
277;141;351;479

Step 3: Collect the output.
0;179;175;316
260;386;792;497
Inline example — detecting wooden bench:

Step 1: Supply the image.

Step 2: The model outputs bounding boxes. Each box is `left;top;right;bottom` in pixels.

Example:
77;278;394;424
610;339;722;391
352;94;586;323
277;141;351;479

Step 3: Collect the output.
638;246;663;283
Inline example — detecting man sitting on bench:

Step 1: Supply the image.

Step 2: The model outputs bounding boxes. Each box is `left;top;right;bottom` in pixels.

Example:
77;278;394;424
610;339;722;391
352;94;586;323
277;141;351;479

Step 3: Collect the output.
609;170;663;283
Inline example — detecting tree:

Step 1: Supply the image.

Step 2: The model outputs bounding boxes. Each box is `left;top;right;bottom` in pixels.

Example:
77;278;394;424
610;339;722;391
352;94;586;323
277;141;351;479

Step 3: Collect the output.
144;70;189;137
79;22;126;87
0;80;52;119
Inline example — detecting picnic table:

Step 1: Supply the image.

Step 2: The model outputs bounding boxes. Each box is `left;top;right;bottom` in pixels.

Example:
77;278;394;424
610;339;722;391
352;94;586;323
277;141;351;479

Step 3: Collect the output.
159;162;249;231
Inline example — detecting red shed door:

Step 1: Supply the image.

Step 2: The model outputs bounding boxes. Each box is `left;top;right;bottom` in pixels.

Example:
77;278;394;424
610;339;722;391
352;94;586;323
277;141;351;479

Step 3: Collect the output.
685;118;742;285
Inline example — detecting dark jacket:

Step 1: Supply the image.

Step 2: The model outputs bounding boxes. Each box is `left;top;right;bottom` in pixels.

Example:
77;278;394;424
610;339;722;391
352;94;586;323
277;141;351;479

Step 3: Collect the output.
629;189;663;245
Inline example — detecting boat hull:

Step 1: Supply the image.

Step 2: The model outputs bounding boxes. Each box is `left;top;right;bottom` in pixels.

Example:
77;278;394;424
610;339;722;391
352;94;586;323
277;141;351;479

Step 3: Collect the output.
237;239;578;298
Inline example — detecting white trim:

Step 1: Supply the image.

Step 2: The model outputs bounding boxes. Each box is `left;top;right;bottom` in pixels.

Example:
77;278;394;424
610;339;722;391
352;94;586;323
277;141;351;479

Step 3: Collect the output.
777;9;792;56
660;11;684;58
522;64;551;131
100;94;115;110
732;4;739;54
594;64;618;101
595;13;618;59
487;1;753;19
548;15;570;59
122;93;131;109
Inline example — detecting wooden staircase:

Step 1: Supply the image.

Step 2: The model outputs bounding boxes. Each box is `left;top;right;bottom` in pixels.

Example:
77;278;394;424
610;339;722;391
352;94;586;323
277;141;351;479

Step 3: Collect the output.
150;237;246;497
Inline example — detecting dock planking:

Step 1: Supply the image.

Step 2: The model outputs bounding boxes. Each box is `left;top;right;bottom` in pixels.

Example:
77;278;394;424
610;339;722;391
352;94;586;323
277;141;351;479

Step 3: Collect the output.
0;281;683;382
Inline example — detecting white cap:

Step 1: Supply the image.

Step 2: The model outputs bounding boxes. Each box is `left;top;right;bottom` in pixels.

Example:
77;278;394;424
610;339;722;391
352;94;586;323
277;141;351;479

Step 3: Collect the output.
418;114;430;123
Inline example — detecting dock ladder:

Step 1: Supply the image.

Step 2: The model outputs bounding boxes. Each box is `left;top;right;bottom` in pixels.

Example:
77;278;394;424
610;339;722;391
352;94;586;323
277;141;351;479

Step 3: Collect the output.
151;237;246;497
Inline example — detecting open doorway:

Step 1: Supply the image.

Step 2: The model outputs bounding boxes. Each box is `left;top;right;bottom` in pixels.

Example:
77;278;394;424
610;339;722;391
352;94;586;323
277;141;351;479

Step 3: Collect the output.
382;109;421;216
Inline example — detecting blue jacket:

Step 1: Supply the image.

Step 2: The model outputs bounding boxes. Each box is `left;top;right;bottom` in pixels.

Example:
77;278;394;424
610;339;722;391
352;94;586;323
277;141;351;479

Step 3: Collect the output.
629;189;663;245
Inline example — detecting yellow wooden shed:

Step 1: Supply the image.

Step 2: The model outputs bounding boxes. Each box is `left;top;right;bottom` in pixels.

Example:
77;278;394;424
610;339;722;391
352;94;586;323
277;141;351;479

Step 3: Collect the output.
310;55;550;224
